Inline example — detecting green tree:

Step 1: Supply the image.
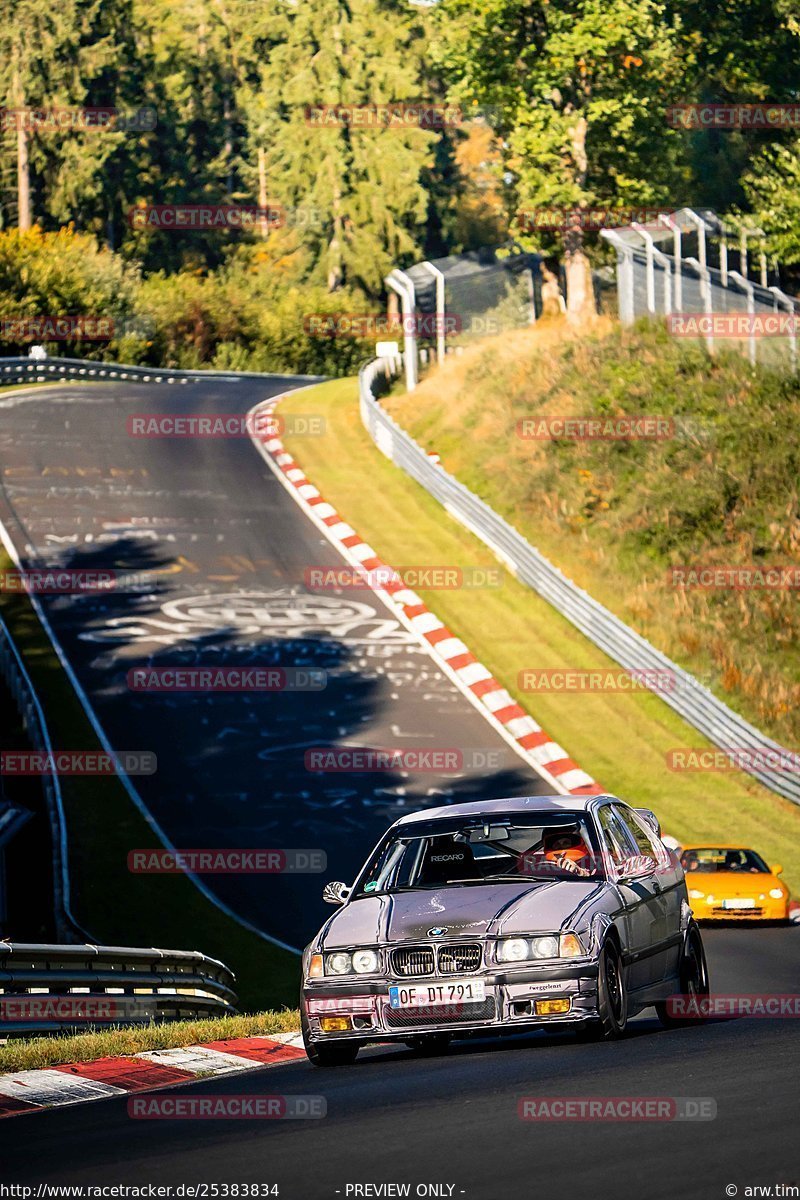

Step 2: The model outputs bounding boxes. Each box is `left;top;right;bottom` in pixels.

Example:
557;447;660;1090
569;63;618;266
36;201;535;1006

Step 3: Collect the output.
0;0;129;231
741;139;800;264
432;0;689;320
237;0;436;295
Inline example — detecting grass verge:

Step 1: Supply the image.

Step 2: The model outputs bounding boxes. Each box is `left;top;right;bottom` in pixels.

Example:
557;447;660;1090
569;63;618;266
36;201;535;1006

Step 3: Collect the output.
0;1010;300;1074
279;376;800;894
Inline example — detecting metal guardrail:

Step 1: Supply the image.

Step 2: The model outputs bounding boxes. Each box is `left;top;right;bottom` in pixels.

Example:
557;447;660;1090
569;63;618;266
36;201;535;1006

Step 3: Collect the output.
0;356;324;386
0;942;237;1034
0;616;82;942
359;355;800;806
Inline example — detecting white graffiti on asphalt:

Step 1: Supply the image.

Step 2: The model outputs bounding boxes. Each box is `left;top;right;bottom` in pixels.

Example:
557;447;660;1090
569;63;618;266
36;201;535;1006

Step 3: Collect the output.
77;589;416;647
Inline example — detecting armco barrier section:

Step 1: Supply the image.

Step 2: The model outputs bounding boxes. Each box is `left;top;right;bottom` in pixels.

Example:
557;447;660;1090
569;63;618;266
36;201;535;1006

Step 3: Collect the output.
0;356;324;386
0;942;237;1034
359;355;800;806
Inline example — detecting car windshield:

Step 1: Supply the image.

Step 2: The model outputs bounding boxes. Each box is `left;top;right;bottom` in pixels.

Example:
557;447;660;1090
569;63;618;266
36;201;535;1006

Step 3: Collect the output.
681;847;770;874
352;812;605;896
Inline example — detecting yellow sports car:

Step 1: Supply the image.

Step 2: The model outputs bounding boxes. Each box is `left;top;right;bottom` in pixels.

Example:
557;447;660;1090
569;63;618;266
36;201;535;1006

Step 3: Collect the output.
680;845;789;921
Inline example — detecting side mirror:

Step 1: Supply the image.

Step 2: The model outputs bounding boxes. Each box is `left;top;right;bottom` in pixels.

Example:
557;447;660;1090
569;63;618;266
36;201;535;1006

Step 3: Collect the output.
618;855;657;883
322;881;351;906
771;863;783;876
634;808;662;838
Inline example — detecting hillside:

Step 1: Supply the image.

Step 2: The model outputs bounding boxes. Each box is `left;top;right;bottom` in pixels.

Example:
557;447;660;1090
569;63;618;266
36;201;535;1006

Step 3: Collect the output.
384;319;800;748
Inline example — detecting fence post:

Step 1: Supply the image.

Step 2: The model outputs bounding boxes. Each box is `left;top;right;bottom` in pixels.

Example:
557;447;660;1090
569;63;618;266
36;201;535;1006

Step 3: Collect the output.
386;269;418;391
728;271;756;366
685;256;714;355
769;286;798;373
600;230;635;324
632;224;672;315
420;261;446;365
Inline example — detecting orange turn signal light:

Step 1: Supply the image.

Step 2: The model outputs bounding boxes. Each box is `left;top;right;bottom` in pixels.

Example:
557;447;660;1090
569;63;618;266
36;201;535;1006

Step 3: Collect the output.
534;998;571;1016
320;1016;352;1032
308;954;324;979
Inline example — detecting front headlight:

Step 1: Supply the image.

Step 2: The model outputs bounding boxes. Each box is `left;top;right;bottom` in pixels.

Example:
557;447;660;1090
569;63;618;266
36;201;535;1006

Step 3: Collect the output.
326;952;352;975
769;888;785;900
497;933;584;963
688;888;705;900
352;949;379;974
531;936;559;959
497;938;529;962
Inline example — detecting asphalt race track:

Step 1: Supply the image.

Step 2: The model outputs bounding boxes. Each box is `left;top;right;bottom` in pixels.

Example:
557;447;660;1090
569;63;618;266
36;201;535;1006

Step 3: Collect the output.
0;926;797;1197
0;379;548;947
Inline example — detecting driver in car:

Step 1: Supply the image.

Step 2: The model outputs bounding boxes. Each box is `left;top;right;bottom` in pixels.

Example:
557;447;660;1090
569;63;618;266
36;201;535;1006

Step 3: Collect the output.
520;829;593;877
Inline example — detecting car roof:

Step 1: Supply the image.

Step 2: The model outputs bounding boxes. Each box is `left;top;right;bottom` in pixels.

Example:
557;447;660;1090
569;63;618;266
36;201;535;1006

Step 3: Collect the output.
391;794;618;828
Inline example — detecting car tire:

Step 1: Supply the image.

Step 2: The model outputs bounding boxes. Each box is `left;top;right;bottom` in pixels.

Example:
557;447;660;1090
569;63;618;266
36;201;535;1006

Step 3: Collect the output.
305;1039;361;1067
405;1034;452;1056
578;939;628;1040
656;921;710;1029
301;1006;361;1067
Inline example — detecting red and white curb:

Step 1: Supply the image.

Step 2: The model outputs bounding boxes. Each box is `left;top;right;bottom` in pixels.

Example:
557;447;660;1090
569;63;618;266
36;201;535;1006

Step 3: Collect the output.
248;393;601;797
0;1032;304;1118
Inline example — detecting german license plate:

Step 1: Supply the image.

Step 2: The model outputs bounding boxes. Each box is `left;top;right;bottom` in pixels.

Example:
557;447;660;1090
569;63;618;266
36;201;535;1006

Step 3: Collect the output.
388;979;486;1008
722;898;755;909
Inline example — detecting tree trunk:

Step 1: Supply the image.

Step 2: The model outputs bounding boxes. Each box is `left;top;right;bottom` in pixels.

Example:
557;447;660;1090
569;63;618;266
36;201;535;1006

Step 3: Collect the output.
258;146;268;239
564;115;596;324
16;123;31;230
564;226;595;325
13;67;31;230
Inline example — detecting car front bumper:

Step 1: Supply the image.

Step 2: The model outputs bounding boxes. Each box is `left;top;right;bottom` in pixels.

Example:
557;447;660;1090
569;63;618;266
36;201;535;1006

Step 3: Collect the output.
691;898;788;921
302;961;601;1044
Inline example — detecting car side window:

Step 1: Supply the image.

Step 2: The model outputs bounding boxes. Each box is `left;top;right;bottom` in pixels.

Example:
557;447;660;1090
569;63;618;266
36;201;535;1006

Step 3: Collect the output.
613;806;663;864
597;805;638;868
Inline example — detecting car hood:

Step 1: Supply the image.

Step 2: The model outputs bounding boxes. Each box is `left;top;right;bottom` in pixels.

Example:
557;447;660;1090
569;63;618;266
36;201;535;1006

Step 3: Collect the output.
321;880;605;948
687;872;780;894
